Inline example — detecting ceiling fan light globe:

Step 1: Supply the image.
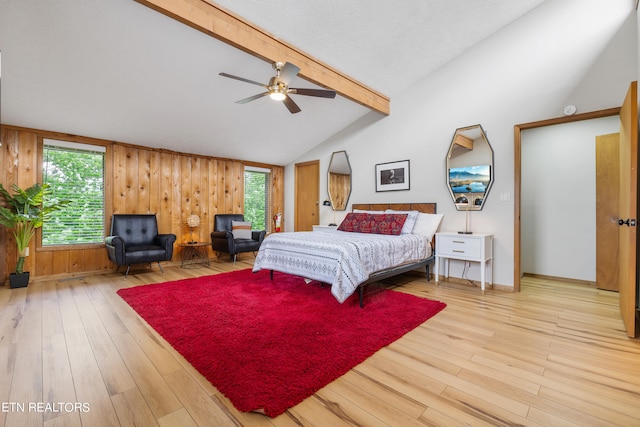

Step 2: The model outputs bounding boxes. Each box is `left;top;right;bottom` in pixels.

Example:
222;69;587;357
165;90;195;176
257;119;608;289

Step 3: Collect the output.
270;92;286;101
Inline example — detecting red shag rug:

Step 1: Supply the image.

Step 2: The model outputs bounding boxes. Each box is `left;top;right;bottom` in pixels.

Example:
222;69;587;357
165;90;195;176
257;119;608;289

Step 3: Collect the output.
117;269;446;417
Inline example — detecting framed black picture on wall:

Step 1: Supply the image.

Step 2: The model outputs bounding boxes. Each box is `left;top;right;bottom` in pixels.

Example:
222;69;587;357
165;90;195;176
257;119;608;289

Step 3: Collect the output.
375;160;410;192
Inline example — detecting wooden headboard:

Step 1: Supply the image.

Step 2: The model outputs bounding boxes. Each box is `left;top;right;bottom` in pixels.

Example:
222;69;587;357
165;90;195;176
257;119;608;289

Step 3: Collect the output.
351;202;436;214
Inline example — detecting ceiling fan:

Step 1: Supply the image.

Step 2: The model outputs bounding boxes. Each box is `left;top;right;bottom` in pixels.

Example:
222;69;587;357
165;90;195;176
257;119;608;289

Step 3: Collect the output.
219;61;337;114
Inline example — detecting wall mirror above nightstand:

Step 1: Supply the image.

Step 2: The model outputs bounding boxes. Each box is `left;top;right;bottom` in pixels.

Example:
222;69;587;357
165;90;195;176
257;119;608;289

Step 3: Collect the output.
446;124;494;211
327;150;351;211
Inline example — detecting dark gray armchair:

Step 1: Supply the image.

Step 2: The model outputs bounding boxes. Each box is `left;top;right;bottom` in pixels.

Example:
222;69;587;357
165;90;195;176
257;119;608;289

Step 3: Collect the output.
211;214;266;262
105;214;176;276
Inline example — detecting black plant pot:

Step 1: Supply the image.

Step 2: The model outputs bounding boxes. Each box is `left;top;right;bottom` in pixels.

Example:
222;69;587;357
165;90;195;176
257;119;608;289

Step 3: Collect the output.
9;271;30;288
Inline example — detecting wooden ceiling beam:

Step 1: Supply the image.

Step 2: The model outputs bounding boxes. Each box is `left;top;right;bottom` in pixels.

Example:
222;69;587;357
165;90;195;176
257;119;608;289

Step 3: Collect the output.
135;0;390;115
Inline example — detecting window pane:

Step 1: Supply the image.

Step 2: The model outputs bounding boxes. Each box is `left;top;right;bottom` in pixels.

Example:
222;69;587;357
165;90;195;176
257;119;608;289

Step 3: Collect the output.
42;142;105;245
244;170;269;230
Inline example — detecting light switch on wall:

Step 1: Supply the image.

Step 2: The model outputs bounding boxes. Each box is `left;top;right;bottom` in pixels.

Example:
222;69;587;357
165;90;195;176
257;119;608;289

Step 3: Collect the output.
500;192;512;202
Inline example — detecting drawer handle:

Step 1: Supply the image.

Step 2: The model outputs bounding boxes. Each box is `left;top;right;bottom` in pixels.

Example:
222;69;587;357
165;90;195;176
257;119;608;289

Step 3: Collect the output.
452;240;466;244
453;250;465;253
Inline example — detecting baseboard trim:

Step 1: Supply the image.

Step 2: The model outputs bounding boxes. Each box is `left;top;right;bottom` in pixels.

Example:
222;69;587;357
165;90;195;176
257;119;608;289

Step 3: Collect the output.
522;272;596;287
433;275;513;293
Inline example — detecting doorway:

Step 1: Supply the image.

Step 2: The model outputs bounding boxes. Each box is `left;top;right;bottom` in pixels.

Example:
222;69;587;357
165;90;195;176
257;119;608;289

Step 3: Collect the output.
514;108;620;292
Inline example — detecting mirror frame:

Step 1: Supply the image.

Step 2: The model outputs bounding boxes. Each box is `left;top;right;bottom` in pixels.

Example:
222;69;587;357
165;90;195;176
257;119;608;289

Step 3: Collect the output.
327;150;352;211
446;124;494;211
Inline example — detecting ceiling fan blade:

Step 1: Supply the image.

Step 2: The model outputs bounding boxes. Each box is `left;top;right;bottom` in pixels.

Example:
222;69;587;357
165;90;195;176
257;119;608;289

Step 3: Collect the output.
282;95;301;114
279;62;300;86
236;92;270;104
289;88;337;99
219;72;268;88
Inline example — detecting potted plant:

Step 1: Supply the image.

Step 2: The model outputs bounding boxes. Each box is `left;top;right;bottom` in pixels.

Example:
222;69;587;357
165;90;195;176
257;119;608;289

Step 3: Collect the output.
0;183;69;288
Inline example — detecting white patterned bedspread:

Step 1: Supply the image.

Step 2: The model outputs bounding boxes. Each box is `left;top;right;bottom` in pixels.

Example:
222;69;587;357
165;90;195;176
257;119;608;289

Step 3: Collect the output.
252;230;432;303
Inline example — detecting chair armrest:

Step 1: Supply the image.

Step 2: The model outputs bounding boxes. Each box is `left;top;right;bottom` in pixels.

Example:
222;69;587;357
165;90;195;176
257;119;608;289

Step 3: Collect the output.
104;235;126;265
211;230;236;253
211;231;231;239
155;233;176;248
105;235;124;249
252;230;266;244
155;234;177;259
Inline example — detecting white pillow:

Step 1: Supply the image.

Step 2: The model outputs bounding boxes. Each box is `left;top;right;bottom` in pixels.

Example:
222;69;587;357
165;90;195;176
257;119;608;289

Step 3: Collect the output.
411;213;443;241
231;220;252;239
353;209;384;214
385;209;420;235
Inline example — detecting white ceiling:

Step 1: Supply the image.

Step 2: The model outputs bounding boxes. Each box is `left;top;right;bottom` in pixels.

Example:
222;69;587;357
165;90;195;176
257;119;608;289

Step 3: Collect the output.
213;0;548;96
0;0;547;165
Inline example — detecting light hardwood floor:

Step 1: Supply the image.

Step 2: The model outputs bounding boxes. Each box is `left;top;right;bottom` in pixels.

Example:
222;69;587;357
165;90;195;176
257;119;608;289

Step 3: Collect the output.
1;258;640;426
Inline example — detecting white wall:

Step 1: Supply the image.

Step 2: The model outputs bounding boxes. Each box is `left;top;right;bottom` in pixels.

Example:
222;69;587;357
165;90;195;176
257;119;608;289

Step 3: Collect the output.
521;116;620;282
285;0;637;289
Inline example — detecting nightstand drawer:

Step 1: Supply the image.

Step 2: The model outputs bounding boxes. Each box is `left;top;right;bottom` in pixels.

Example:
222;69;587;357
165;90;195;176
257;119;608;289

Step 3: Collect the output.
437;235;481;258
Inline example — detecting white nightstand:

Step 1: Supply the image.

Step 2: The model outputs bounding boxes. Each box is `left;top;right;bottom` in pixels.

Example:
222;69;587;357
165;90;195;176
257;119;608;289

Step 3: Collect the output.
312;225;338;232
435;232;493;294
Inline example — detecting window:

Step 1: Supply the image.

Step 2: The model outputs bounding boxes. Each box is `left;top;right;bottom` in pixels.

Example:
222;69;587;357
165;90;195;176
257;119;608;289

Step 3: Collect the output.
244;166;270;231
42;139;106;245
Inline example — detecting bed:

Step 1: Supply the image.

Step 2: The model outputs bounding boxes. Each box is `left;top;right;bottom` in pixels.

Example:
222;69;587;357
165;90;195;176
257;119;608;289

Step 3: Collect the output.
252;203;442;306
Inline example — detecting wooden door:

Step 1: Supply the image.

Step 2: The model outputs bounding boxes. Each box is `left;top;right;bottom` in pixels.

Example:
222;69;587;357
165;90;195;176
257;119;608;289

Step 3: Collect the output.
294;160;319;231
618;81;638;338
595;133;620;291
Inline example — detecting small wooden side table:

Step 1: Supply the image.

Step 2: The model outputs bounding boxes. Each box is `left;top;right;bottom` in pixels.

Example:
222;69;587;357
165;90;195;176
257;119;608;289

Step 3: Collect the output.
179;242;211;268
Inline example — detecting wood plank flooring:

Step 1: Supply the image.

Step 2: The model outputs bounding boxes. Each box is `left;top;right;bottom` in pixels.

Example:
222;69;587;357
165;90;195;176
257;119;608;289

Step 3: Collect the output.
1;258;639;426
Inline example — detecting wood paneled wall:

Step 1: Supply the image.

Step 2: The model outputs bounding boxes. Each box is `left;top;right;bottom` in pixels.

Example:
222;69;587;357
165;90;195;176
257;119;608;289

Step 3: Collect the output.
0;125;284;282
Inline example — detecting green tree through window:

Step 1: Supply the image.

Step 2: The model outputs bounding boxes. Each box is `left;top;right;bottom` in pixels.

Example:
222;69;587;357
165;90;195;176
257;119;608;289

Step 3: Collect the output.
42;140;105;245
244;168;270;231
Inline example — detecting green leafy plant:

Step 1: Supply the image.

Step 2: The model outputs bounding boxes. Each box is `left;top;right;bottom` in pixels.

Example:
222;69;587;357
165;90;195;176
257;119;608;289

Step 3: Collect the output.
0;183;70;274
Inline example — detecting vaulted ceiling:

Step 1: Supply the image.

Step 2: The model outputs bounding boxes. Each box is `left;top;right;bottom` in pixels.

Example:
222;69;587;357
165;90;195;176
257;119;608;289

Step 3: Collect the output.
1;0;548;165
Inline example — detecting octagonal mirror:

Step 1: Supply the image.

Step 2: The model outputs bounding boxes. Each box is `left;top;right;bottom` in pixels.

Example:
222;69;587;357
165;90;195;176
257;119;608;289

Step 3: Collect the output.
327;150;351;210
446;124;494;211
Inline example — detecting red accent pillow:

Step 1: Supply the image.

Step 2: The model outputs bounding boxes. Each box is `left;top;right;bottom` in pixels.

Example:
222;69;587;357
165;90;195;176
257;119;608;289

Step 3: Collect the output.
337;213;408;235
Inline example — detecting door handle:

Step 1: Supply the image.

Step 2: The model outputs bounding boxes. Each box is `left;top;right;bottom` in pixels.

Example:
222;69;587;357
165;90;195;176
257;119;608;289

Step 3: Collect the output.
618;218;637;226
